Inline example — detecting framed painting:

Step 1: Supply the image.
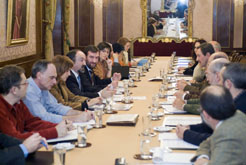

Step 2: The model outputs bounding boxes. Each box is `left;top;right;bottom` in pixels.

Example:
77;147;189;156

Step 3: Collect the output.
7;0;30;46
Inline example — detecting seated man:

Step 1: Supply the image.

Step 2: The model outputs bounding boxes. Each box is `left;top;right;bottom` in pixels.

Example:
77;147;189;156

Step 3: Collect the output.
80;45;121;93
0;65;70;139
23;60;94;123
0;133;46;165
192;85;246;164
176;43;215;92
66;49;114;98
176;62;246;146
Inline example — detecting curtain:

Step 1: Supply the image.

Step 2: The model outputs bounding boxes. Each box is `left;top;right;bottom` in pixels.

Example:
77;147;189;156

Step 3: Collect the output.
44;0;57;60
63;0;70;55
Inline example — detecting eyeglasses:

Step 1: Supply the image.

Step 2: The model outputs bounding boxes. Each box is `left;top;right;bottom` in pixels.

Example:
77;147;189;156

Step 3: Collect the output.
16;81;29;87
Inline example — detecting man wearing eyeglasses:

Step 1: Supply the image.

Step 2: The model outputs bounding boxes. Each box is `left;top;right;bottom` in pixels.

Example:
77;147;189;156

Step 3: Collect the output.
0;65;71;140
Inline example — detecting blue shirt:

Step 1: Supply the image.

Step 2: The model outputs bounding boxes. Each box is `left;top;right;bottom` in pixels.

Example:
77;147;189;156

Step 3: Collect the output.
23;77;71;123
19;144;28;158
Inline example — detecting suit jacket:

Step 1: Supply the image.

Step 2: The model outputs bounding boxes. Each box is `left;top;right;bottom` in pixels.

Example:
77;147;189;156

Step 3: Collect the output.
66;71;100;98
194;111;246;164
0;133;25;165
80;66;111;93
184;123;213;146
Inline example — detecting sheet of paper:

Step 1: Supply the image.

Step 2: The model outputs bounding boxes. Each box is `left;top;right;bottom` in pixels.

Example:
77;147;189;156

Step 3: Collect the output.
166;90;177;96
47;120;95;143
113;95;124;102
131;96;147;100
158;133;179;140
161;139;199;150
162;105;187;114
177;77;193;81
112;103;133;111
163;116;201;127
161;152;195;164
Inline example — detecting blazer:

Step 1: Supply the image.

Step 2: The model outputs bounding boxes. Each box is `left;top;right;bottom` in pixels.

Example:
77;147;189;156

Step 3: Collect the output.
0;133;25;165
66;71;100;98
80;66;111;93
50;80;88;110
194;111;246;164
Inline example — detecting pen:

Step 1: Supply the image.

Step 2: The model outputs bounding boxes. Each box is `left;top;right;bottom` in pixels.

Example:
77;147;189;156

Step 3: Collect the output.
41;140;48;150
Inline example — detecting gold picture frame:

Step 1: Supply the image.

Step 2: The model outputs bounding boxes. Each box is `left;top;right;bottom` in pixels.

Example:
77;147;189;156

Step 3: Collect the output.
141;0;195;39
7;0;30;46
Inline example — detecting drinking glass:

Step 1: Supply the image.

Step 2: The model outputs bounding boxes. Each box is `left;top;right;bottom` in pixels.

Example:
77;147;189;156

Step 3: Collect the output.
77;125;87;147
53;146;66;165
140;135;151;159
94;108;103;128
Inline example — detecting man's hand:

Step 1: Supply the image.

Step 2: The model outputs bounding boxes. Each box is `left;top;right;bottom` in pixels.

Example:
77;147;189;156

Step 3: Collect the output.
175;124;189;139
112;72;121;81
194;158;209;165
77;111;95;122
23;133;44;153
88;97;102;106
100;85;115;99
177;80;187;90
174;91;185;99
172;98;185;110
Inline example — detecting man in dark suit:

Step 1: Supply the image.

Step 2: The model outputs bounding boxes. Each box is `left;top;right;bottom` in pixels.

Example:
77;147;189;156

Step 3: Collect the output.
0;133;46;165
80;45;121;93
66;49;115;98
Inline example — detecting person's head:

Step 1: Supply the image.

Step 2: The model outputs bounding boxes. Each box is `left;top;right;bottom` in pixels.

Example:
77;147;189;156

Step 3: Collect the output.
97;42;111;61
112;43;124;54
220;63;246;91
192;39;206;60
0;65;28;99
196;43;215;67
148;17;157;26
52;55;74;82
31;60;57;90
209;41;221;52
207;51;228;66
200;85;236;129
84;45;99;69
117;37;131;52
67;49;86;72
206;58;229;85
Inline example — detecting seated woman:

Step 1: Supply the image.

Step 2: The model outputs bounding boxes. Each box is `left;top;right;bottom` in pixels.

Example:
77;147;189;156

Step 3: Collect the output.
111;43;125;66
94;42;112;79
117;37;139;67
50;55;101;111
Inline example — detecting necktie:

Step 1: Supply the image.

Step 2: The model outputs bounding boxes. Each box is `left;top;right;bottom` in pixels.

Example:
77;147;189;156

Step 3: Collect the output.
77;75;81;90
89;70;95;86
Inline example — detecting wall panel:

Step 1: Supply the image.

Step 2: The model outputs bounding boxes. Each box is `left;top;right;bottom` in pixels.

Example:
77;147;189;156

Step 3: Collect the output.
213;0;234;49
74;0;94;50
103;0;123;43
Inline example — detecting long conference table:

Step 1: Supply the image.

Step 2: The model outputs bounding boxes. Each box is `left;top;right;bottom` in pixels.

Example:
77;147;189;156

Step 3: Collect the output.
41;57;197;165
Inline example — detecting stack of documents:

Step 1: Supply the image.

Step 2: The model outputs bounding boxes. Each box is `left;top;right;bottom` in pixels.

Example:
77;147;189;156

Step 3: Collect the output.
106;114;139;126
111;103;133;111
153;152;195;165
159;133;198;150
